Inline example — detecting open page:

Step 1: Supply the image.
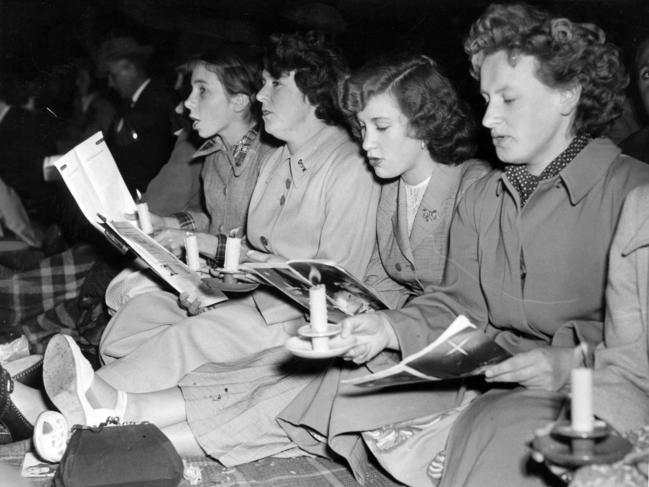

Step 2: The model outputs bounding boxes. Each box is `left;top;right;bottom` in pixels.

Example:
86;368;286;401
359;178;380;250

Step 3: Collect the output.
55;131;136;230
241;259;388;322
343;315;511;388
103;220;227;308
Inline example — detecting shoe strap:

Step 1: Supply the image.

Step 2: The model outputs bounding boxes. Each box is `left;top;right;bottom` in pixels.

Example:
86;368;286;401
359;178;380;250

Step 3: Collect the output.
0;367;13;418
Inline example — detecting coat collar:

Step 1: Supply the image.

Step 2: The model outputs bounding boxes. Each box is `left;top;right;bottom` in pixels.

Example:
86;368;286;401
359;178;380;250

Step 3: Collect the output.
495;138;621;205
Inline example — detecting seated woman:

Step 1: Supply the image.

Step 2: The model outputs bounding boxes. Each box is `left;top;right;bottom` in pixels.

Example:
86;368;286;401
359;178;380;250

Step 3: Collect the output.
102;46;273;315
278;53;490;486
0;30;379;462
351;54;491;309
279;4;649;487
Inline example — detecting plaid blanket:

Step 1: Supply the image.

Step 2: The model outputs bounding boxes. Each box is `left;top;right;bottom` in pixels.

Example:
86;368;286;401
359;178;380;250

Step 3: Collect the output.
0;440;401;486
0;244;98;352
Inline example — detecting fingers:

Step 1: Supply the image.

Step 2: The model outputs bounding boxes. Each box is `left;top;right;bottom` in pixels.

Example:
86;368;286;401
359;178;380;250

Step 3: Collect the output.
246;250;270;263
343;342;371;364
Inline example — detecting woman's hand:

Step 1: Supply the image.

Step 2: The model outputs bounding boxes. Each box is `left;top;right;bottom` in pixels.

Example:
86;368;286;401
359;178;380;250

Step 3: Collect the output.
339;312;399;365
153;228;190;257
483;347;574;391
178;292;205;315
246;249;287;264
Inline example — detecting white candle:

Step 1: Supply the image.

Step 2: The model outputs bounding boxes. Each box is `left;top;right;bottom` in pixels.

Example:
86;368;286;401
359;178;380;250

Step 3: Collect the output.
184;233;200;271
309;284;329;351
571;368;594;432
224;237;241;272
136;202;153;234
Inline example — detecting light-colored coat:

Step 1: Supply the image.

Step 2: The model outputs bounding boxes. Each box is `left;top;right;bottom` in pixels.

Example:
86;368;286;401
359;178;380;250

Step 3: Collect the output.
593;184;649;433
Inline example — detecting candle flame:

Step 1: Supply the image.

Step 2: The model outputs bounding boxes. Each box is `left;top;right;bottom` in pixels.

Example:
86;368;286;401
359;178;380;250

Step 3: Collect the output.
308;266;321;285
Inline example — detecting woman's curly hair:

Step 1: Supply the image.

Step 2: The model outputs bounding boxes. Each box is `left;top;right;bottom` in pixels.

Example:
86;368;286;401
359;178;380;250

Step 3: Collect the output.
338;54;476;165
464;3;629;137
263;31;348;126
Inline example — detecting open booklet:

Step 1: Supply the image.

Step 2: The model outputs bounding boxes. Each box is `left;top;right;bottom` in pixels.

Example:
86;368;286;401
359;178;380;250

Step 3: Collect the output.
343;315;511;388
240;259;389;322
55;132;227;307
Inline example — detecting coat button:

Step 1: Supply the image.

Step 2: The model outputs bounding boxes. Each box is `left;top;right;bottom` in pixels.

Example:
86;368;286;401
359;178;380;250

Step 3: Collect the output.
280;195;286;206
260;236;268;246
285;178;291;189
395;263;402;271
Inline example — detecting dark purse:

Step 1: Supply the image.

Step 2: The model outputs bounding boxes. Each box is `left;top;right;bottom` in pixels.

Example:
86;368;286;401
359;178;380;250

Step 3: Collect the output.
52;419;184;487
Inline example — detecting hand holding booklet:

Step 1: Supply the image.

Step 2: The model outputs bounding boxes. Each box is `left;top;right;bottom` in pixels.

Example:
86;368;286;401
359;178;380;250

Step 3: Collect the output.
343;315;511;388
55;132;227;308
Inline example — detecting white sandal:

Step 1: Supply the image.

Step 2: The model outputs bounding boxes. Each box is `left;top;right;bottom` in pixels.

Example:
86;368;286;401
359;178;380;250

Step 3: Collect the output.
43;334;127;427
33;410;68;463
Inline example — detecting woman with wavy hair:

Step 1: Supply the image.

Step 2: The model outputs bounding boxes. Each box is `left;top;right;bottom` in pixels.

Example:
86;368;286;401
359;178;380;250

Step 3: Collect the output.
282;4;649;487
277;54;490;487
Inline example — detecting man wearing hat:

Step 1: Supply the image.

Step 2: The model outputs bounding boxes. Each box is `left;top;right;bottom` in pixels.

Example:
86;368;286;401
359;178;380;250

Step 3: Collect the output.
98;37;177;196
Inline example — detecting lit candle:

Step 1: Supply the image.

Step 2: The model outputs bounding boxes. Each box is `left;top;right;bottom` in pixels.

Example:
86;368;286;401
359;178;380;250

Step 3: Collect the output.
136;202;153;234
571;367;594;432
184;233;200;271
309;283;329;351
224;237;241;272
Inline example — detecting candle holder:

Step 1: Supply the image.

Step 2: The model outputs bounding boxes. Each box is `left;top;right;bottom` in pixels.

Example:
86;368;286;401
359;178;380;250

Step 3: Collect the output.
531;419;632;468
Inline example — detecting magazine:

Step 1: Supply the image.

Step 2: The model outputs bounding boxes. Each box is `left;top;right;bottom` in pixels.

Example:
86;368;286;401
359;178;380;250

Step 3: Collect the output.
343;315;511;388
240;259;389;322
55;132;227;308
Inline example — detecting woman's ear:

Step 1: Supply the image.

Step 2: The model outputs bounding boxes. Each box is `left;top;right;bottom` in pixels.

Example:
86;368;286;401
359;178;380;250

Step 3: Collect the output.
559;83;582;116
231;94;251;113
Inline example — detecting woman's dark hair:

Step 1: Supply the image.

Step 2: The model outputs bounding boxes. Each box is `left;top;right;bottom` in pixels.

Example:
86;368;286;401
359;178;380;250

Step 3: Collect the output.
263;30;347;125
187;46;262;123
338;54;476;165
464;2;628;137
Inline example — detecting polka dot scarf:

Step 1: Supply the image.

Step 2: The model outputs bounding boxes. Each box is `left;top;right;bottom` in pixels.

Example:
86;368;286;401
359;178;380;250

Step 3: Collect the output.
505;135;589;207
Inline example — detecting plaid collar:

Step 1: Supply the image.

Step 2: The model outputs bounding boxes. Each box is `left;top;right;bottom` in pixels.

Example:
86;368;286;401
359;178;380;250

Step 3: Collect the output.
505;135;589;207
193;126;259;163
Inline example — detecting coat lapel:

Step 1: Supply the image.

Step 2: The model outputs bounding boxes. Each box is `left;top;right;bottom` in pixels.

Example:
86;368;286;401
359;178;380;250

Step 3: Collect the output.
393;181;415;264
410;165;461;252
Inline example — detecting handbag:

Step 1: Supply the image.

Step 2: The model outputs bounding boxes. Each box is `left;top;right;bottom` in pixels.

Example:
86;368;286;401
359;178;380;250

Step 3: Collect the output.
52;418;184;487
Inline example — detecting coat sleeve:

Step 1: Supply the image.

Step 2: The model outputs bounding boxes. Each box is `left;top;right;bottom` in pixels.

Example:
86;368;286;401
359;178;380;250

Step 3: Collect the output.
319;151;380;279
592;186;649;433
381;185;490;357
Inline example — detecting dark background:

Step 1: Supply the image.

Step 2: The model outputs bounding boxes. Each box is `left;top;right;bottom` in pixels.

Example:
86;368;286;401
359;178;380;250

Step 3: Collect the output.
1;0;648;154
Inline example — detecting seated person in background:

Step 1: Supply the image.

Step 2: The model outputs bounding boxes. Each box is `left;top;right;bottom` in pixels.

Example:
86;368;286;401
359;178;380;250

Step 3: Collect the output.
104;47;268;312
3;30;379;464
98;36;177;196
0;72;59;226
276;53;491;487
55;58;117;154
279;4;649;487
620;33;649;163
0;176;43;250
